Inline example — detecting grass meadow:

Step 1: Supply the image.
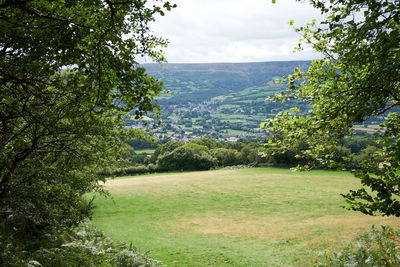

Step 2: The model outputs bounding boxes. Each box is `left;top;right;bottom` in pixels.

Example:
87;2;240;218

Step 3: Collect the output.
92;168;400;266
134;149;156;154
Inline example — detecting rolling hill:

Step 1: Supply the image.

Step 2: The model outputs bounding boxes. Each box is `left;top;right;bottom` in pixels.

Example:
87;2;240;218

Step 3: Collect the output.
128;61;311;141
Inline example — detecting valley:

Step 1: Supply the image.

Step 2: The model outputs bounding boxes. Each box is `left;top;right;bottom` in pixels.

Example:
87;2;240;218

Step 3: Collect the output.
127;61;312;142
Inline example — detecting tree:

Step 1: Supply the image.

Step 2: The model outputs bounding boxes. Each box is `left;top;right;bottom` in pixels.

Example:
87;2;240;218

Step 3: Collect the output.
190;137;223;149
266;0;400;215
151;140;184;163
210;148;240;167
157;144;216;171
0;0;175;255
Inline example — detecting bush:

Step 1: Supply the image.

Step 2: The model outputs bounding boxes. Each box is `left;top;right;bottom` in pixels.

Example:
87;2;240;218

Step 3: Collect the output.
0;222;164;267
264;145;311;167
101;164;160;177
313;225;400;266
147;164;158;173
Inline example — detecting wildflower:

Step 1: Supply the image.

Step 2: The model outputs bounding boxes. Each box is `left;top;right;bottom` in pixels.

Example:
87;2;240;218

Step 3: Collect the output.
313;258;321;262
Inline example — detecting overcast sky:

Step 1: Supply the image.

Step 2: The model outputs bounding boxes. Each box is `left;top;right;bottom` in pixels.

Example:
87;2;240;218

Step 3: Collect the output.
146;0;324;63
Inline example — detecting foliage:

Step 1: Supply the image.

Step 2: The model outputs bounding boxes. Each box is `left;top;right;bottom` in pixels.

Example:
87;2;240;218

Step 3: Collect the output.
264;139;313;167
313;225;400;267
127;139;158;151
267;0;400;215
344;135;379;154
148;139;265;172
210;148;241;167
0;0;174;256
105;164;159;177
157;144;216;171
190;137;223;149
0;221;164;266
116;135;379;175
106;139;268;175
353;146;380;168
239;145;263;165
127;151;148;165
150;141;184;164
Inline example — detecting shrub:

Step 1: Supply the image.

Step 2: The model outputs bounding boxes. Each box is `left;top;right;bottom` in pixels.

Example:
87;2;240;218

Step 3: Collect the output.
147;164;158;173
313;225;400;266
100;164;161;177
0;222;164;267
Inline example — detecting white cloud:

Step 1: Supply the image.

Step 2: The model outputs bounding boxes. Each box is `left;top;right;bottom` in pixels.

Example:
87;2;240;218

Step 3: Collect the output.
146;0;324;63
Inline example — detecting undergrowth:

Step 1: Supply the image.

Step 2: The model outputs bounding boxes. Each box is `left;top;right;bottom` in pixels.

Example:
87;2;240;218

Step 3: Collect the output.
314;225;400;266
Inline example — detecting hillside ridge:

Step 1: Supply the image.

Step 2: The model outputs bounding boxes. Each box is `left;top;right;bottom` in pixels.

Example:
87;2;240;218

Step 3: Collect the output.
129;60;312;142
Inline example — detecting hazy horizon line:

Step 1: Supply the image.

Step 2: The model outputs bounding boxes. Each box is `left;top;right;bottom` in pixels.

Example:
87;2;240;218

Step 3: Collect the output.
141;59;314;65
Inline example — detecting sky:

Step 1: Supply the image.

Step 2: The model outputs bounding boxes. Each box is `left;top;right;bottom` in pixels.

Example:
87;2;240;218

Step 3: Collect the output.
147;0;324;63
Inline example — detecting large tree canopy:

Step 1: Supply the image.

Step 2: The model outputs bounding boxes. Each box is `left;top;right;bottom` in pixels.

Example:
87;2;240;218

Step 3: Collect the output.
266;0;400;215
0;0;174;249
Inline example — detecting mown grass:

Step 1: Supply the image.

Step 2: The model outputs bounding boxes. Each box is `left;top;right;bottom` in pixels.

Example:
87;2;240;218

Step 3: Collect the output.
92;168;400;266
134;149;155;154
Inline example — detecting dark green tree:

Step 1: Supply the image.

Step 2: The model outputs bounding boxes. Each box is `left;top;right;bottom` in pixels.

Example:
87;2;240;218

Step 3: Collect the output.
0;0;174;255
151;140;184;163
210;148;240;167
266;0;400;215
190;137;223;149
157;143;216;171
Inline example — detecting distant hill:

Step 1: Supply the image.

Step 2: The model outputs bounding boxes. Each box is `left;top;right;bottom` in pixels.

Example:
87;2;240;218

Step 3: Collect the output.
129;61;312;142
144;61;311;105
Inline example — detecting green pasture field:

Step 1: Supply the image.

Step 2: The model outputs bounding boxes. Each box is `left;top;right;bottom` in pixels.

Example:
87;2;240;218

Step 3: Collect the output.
237;100;253;104
134;149;155;154
217;104;241;110
211;114;247;120
92;168;400;266
224;129;248;134
220;119;245;124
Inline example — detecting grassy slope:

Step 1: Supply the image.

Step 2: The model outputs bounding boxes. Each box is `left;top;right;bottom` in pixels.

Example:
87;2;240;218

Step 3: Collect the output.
92;168;400;266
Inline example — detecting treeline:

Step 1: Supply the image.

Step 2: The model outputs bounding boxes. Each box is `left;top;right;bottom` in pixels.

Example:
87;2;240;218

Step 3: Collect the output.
108;138;265;176
264;134;381;169
107;134;380;177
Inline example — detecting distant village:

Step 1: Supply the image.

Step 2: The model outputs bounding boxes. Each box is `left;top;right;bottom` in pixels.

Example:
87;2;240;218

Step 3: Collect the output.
127;99;267;143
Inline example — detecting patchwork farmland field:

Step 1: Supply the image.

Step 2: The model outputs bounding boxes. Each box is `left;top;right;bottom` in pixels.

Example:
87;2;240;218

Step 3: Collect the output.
92;168;400;266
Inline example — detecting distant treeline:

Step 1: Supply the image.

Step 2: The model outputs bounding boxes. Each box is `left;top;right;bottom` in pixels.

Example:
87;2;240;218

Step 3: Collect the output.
102;134;380;176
